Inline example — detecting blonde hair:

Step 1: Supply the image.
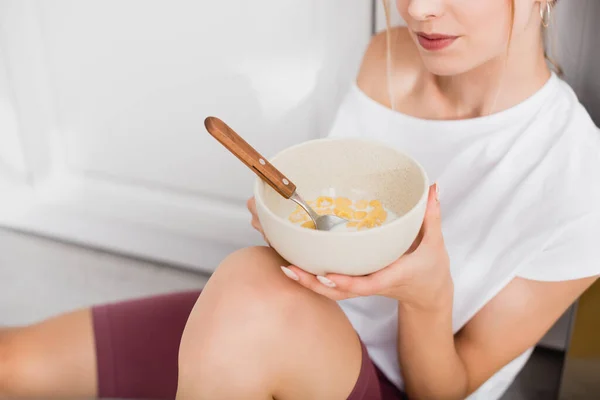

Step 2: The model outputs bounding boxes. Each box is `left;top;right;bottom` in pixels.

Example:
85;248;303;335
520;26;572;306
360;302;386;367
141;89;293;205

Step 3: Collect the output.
380;0;561;113
382;0;396;111
510;0;562;75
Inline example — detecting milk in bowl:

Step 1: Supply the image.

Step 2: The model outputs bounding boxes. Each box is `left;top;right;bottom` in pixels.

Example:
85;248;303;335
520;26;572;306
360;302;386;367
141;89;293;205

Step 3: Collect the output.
287;195;399;232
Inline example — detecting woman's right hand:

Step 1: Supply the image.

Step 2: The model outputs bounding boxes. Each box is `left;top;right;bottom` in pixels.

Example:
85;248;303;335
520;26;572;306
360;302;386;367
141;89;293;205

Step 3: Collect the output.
247;197;270;245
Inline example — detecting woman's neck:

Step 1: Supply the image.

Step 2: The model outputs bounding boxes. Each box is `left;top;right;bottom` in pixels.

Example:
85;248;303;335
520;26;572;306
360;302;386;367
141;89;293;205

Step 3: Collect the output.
420;34;551;119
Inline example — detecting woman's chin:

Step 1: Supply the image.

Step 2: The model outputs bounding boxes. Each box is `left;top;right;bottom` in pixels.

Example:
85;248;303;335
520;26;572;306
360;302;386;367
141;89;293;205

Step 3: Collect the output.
420;57;474;77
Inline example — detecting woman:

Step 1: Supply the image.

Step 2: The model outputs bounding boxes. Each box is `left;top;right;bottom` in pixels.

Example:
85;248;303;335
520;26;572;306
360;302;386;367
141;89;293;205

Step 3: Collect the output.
2;0;599;399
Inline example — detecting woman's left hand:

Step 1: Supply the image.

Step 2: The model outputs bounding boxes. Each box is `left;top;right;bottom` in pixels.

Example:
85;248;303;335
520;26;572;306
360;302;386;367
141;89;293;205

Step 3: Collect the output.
282;184;453;311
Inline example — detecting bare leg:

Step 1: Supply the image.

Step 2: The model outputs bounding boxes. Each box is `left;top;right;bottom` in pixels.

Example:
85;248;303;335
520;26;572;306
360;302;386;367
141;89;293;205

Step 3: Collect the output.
0;289;201;400
177;246;363;400
0;247;365;399
0;309;97;398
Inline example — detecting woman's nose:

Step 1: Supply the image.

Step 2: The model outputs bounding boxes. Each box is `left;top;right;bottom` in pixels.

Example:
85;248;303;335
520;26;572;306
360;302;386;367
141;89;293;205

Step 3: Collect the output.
407;0;444;21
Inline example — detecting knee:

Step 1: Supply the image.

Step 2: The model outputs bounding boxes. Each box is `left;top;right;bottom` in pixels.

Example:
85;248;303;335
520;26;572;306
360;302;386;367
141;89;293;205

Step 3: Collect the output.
217;245;283;278
212;246;323;315
178;247;361;398
178;246;346;390
213;246;292;300
185;246;336;338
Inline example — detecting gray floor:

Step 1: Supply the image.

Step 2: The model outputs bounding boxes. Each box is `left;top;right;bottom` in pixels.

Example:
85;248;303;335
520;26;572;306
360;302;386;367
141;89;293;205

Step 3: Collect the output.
501;348;564;400
0;228;564;399
0;228;208;326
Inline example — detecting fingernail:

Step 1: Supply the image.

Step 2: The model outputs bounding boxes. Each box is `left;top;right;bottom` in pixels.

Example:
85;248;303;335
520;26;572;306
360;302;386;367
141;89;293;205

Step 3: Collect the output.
281;266;299;281
317;276;336;288
434;183;440;202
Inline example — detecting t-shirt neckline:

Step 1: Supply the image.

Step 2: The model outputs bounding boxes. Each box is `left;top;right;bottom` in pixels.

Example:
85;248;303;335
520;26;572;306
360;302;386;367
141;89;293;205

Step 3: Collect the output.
351;72;559;133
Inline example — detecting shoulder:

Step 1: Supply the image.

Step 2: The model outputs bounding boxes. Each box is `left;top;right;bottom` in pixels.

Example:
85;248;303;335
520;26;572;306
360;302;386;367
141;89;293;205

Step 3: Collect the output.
549;80;600;204
356;27;421;108
523;77;600;208
525;86;600;267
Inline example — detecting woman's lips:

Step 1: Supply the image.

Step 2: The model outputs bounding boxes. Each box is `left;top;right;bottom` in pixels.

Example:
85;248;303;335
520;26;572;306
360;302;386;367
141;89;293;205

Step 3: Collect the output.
415;32;459;51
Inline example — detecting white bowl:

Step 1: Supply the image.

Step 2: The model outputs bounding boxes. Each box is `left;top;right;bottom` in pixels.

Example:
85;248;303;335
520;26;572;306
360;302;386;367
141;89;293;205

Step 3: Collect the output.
254;138;429;276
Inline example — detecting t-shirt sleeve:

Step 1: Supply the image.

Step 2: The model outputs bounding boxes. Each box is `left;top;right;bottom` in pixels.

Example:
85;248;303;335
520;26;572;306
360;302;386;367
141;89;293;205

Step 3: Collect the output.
516;213;600;282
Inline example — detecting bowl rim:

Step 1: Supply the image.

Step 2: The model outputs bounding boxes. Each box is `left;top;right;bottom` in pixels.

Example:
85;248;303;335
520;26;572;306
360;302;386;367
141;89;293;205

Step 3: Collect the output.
253;137;430;237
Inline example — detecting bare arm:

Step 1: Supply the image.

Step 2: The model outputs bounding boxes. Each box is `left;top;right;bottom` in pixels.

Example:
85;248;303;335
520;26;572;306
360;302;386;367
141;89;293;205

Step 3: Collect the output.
398;275;597;399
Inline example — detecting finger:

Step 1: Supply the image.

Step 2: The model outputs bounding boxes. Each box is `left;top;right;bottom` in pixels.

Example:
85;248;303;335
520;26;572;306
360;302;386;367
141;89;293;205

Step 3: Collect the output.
421;183;443;246
248;198;260;229
251;218;263;234
262;235;271;247
247;198;259;219
252;220;270;245
246;197;256;213
284;266;355;301
248;197;267;236
326;263;404;296
250;217;270;245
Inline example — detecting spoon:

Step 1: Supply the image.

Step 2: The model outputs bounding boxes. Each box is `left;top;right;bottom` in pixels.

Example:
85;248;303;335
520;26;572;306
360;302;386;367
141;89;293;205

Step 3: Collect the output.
204;116;348;231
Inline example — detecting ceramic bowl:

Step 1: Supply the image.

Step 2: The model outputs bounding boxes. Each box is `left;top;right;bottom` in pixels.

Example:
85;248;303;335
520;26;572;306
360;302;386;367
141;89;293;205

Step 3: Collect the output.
254;138;429;276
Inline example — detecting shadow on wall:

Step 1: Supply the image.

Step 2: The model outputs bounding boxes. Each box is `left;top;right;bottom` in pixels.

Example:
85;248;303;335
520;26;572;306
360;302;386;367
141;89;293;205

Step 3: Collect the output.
551;0;600;125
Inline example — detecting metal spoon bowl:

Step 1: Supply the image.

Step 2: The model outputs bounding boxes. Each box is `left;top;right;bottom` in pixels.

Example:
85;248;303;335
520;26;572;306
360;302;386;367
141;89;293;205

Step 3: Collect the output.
289;192;347;231
204;116;348;231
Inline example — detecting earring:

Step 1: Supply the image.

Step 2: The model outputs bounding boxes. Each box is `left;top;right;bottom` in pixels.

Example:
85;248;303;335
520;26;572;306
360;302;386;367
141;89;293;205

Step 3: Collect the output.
540;1;552;28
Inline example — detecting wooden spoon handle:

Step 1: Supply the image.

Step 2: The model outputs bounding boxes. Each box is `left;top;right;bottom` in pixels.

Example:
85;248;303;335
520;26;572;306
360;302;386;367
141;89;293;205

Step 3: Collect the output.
204;116;296;199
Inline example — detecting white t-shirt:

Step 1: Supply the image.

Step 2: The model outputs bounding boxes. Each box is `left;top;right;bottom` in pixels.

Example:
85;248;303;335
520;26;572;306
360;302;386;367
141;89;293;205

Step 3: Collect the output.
329;73;600;400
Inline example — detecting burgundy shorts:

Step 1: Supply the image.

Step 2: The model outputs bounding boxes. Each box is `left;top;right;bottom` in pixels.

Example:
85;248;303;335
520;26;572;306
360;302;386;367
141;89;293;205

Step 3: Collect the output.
92;291;406;400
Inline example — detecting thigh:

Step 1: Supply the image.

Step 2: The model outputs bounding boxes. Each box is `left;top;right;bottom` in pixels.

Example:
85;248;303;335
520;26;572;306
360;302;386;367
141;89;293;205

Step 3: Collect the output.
93;290;201;399
1;291;201;400
1;309;97;398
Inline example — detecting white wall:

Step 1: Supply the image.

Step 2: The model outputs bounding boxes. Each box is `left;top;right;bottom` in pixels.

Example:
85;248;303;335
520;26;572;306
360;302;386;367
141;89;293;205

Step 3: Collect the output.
0;46;28;185
0;0;372;272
